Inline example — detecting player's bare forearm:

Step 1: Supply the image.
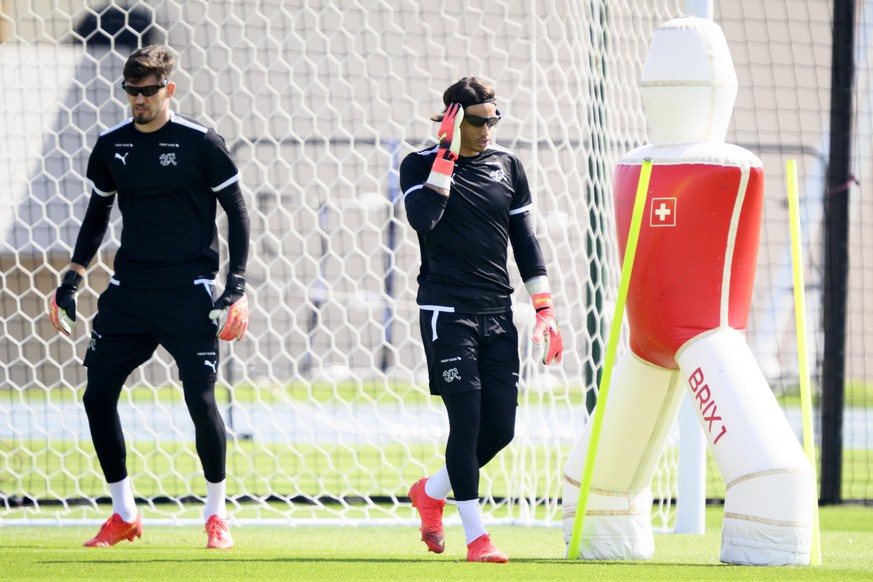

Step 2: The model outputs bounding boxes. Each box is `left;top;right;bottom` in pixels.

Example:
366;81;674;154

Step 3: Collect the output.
67;263;87;276
424;183;450;197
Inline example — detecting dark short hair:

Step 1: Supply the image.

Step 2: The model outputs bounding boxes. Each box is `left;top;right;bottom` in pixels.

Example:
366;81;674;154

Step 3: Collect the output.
431;76;496;121
123;45;175;83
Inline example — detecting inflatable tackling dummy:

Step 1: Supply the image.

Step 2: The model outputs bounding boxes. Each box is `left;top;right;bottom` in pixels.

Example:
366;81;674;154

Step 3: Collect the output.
562;16;815;566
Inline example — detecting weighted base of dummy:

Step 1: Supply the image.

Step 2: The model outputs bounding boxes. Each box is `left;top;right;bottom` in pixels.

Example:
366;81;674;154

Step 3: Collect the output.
562;353;682;559
561;489;654;560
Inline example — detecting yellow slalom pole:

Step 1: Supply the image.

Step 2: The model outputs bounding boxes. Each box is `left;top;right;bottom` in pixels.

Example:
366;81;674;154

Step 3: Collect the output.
567;158;653;560
786;159;822;566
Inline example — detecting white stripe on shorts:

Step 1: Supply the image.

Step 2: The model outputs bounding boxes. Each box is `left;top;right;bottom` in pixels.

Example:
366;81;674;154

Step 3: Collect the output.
420;305;455;342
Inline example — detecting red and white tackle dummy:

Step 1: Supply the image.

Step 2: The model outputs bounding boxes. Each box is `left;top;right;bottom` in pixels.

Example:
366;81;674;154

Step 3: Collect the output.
562;16;815;566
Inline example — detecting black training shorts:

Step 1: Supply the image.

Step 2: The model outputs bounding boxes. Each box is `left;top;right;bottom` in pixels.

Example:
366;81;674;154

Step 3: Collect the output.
83;281;220;381
419;309;520;404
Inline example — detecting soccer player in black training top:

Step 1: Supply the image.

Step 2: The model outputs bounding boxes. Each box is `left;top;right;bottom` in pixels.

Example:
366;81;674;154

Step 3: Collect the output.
400;77;563;563
48;45;249;550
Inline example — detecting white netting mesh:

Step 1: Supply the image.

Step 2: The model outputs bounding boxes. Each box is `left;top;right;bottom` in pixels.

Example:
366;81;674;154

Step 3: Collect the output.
4;0;862;527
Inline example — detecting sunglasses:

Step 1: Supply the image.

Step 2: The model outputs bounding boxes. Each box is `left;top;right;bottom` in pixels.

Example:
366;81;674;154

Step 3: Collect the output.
464;109;502;128
121;78;170;97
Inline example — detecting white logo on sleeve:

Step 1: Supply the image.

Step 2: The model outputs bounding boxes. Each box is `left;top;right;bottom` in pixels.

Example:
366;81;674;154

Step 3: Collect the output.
160;152;177;166
114;152;129;165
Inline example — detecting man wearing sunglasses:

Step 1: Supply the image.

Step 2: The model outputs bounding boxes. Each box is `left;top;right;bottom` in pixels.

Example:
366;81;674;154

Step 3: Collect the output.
47;45;249;550
400;76;563;563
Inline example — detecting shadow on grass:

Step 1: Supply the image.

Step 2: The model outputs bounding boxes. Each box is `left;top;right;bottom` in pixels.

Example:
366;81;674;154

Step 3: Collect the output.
37;556;733;568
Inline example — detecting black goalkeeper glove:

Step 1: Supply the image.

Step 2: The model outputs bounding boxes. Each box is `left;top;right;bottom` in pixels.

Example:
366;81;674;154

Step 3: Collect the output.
48;270;83;337
209;273;249;341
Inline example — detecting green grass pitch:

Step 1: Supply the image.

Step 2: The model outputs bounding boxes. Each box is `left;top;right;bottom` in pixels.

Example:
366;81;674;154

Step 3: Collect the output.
2;505;872;580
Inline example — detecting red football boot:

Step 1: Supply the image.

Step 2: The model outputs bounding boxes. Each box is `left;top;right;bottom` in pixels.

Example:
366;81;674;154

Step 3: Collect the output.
205;515;234;549
466;533;508;563
83;513;142;547
408;478;446;553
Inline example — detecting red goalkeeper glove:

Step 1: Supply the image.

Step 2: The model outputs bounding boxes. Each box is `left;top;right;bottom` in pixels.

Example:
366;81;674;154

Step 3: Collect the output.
426;102;464;191
48;270;83;337
209;273;249;341
531;292;563;365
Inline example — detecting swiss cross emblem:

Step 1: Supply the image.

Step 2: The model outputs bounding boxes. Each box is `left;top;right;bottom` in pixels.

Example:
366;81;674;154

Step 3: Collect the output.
650;197;677;227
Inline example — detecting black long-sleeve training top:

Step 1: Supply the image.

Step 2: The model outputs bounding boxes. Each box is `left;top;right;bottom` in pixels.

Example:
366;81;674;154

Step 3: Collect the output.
400;143;547;314
74;112;249;288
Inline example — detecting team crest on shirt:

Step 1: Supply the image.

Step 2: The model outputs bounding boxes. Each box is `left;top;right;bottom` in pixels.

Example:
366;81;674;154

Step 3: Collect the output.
489;167;507;183
159;152;177;166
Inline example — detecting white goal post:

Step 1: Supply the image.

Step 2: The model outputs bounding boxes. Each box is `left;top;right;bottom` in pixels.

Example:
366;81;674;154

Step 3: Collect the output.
0;0;832;529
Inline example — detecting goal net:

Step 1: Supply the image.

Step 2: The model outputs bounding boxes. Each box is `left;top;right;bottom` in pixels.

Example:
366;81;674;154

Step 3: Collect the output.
1;0;861;528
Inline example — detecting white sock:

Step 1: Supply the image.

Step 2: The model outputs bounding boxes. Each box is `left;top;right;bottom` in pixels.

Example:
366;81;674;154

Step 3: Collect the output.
204;479;227;520
108;477;137;523
425;467;451;500
457;499;487;544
